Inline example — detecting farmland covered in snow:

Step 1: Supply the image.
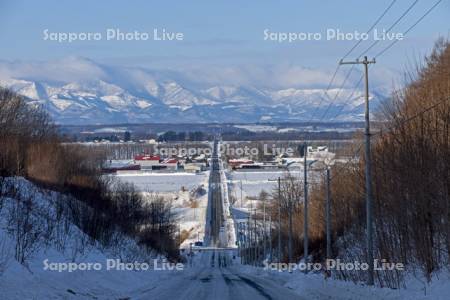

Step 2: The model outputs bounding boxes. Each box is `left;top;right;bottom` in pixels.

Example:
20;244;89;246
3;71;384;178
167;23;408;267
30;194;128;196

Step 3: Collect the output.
114;171;207;193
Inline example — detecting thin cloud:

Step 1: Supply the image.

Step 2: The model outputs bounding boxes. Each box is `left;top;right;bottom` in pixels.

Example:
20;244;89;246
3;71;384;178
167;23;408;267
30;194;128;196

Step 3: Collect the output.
0;56;398;90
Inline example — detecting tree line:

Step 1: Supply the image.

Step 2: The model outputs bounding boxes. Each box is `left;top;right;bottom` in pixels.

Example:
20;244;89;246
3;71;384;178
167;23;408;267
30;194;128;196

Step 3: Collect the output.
0;88;180;263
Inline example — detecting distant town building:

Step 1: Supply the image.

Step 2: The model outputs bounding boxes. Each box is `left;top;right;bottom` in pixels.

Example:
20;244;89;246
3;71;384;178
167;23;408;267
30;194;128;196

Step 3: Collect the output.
134;155;178;171
228;159;254;169
184;163;206;173
134;155;161;167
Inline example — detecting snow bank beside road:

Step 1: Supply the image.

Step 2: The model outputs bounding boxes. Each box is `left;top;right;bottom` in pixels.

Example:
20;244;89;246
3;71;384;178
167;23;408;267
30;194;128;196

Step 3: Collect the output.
236;265;450;300
221;165;237;248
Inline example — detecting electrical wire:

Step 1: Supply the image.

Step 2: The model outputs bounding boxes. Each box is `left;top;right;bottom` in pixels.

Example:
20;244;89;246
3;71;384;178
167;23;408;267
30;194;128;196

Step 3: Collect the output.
374;0;443;58
358;0;420;58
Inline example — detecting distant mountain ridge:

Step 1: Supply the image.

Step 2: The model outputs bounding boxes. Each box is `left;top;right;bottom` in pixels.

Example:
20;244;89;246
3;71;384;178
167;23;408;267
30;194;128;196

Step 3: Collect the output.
0;57;388;125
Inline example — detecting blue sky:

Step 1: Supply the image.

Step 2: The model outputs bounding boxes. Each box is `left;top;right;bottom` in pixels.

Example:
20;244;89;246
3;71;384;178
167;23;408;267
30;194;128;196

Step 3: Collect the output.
0;0;449;86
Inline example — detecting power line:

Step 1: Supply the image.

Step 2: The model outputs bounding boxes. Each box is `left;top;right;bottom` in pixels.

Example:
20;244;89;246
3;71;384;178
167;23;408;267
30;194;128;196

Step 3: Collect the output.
328;73;365;122
306;0;398;125
373;95;450;138
342;0;398;60
307;64;341;124
311;1;446;284
374;0;443;58
318;65;355;121
307;0;441;173
329;141;364;182
329;95;450;181
358;0;419;58
329;0;443;125
325;64;341;92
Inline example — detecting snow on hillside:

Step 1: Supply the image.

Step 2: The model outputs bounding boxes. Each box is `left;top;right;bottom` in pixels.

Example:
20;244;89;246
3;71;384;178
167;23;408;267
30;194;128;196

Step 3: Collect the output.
0;177;181;299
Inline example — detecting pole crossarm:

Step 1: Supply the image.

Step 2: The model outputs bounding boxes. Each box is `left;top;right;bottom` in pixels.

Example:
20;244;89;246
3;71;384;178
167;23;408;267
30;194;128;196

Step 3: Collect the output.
339;57;376;65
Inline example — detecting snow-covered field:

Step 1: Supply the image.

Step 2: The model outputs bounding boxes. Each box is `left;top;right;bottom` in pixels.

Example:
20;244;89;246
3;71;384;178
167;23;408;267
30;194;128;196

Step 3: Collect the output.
113;171;210;249
228;170;295;198
114;171;207;193
227;170;308;213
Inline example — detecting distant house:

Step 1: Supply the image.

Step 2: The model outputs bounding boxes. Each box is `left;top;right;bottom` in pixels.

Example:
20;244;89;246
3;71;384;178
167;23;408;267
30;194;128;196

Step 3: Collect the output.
161;158;179;170
134;155;161;170
134;155;179;171
134;155;160;166
184;163;205;173
229;159;254;169
276;146;333;169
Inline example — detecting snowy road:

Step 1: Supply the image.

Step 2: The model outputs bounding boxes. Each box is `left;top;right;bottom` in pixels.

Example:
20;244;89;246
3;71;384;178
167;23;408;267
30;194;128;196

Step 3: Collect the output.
135;141;302;299
133;250;303;300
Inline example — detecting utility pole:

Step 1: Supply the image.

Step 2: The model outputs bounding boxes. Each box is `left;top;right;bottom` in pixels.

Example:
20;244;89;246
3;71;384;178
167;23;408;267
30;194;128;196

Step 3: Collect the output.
326;167;331;261
268;177;283;262
340;56;376;286
243;221;246;264
249;209;252;265
254;209;257;266
178;224;181;248
263;195;267;262
278;177;281;262
303;141;309;270
269;214;273;263
239;222;242;264
240;180;243;208
245;214;252;265
288;197;293;263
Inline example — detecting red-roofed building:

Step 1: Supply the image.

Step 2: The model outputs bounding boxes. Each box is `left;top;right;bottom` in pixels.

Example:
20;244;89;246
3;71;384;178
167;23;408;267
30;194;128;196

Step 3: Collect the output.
134;155;160;167
134;155;160;161
162;158;178;164
161;158;179;170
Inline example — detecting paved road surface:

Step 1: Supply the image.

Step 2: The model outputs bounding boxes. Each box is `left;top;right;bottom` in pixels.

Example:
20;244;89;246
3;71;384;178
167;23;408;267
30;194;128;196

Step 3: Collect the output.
134;250;302;300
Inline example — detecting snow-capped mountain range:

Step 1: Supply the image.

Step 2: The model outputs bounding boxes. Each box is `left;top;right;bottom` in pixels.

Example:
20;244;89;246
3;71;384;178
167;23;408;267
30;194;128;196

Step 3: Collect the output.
0;57;389;124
